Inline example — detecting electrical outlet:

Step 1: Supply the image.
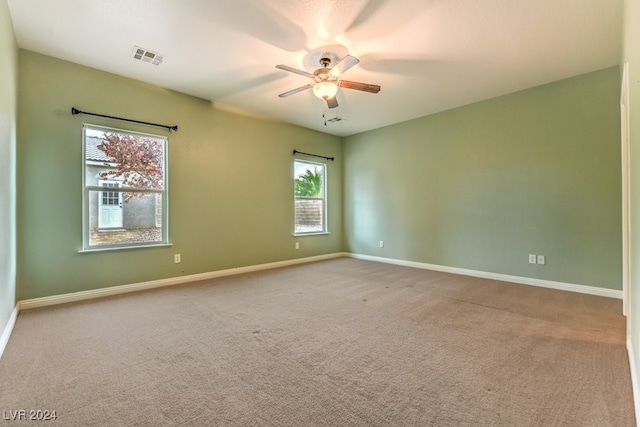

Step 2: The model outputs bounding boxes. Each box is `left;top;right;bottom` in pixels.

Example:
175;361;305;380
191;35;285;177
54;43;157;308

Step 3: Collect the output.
529;254;536;264
380;241;384;248
295;242;299;250
537;255;546;265
174;254;181;264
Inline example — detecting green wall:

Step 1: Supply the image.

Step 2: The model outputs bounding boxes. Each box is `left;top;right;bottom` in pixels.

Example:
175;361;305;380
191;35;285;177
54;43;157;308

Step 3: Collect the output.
13;45;625;300
17;50;342;300
623;0;640;405
344;67;622;290
0;0;17;335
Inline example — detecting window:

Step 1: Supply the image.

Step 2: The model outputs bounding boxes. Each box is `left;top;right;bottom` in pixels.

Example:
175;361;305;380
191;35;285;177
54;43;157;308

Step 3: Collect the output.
294;160;327;234
82;125;168;250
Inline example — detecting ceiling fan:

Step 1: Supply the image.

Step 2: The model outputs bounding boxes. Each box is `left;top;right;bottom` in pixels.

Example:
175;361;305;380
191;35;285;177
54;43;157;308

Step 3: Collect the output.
275;54;381;109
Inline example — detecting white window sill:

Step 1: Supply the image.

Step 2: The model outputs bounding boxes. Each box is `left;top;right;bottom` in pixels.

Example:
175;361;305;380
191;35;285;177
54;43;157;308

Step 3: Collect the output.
293;232;331;237
79;243;173;253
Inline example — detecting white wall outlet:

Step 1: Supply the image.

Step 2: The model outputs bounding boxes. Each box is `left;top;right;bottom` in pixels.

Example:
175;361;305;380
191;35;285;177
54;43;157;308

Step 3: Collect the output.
174;254;181;264
379;240;384;248
529;254;537;264
537;255;546;265
295;242;299;250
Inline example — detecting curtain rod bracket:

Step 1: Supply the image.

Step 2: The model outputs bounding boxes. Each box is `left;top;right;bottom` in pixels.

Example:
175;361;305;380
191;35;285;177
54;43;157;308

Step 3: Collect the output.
293;149;334;161
71;107;178;132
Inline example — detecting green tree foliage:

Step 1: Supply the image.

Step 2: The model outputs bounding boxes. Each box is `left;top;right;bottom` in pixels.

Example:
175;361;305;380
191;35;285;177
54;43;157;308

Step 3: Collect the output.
97;132;164;202
295;168;323;197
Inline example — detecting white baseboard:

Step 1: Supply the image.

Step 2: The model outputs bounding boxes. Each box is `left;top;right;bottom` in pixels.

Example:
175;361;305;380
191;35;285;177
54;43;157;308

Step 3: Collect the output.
18;253;345;311
18;251;620;312
627;338;640;427
0;306;18;360
16;251;622;311
347;253;623;299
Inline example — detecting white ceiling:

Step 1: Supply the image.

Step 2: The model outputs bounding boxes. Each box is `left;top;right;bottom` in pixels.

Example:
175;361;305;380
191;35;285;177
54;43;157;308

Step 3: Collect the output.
7;0;623;137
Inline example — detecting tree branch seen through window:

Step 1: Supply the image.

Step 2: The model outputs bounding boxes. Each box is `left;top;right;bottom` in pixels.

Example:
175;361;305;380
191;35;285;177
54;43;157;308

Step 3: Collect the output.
294;167;323;198
97;132;164;202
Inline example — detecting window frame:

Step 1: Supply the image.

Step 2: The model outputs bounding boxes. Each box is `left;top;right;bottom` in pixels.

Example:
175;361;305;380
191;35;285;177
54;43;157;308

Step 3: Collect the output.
293;158;328;236
81;124;170;252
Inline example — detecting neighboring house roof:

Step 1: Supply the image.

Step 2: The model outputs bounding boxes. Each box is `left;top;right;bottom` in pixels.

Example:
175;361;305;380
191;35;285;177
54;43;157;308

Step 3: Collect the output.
85;136;114;162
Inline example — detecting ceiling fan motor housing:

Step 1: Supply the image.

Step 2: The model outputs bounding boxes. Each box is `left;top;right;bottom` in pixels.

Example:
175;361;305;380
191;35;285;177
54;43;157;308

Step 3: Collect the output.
314;57;336;82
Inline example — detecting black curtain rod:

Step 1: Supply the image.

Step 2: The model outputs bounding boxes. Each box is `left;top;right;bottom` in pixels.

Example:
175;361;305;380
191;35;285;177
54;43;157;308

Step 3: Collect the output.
293;150;334;161
71;107;178;132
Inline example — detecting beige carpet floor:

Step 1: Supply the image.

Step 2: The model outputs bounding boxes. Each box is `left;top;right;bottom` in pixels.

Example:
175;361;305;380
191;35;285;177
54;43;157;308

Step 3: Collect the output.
0;258;635;426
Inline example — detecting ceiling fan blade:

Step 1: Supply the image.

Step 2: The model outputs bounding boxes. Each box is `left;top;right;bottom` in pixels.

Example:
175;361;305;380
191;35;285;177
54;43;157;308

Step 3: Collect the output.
278;84;313;98
212;70;287;98
339;80;381;93
345;0;389;33
275;65;314;78
213;2;306;52
357;54;444;75
326;97;339;109
329;55;360;77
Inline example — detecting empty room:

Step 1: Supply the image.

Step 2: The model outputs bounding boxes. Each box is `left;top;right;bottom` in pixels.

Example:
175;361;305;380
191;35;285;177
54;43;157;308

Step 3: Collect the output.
2;0;640;425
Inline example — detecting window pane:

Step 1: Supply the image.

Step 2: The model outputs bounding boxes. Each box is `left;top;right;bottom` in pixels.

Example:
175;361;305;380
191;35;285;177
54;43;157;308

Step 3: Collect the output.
87;190;163;247
295;199;324;233
85;128;165;190
294;162;324;198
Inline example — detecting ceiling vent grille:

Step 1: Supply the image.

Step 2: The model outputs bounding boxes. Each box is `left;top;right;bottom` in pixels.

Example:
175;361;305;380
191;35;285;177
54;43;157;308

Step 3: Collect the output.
132;46;164;66
327;117;345;123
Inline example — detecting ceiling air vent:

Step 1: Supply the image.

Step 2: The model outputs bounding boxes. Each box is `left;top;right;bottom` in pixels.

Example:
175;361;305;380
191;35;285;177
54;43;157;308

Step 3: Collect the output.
327;117;345;123
132;46;164;66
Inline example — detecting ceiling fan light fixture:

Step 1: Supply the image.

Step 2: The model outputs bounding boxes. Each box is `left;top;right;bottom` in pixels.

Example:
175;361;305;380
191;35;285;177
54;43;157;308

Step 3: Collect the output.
313;81;338;100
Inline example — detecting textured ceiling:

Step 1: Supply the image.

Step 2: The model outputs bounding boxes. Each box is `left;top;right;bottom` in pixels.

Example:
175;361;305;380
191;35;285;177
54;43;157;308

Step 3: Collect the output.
7;0;623;136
